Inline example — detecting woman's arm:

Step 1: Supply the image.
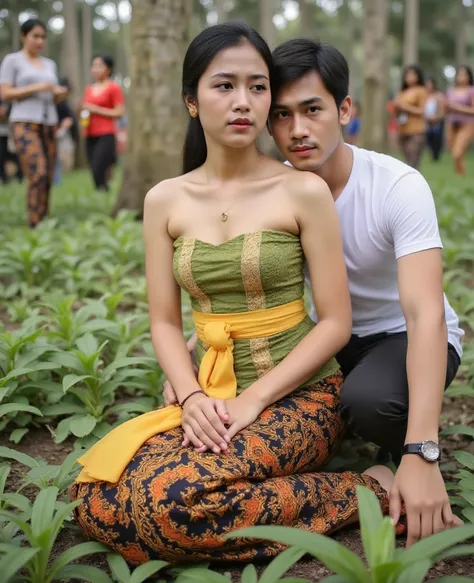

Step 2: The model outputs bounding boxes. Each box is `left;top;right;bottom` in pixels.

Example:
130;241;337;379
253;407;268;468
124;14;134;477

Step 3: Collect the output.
82;102;125;118
1;81;53;102
145;182;230;452
240;172;351;411
144;181;202;405
447;91;474;115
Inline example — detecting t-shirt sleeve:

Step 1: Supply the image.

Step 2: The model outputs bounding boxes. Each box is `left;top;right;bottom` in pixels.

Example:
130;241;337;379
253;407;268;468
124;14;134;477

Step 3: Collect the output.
0;54;16;86
384;171;443;259
110;83;124;106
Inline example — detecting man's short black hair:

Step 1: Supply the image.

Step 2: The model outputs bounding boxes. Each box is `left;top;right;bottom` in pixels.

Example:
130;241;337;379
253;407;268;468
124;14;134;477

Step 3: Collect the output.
271;39;349;109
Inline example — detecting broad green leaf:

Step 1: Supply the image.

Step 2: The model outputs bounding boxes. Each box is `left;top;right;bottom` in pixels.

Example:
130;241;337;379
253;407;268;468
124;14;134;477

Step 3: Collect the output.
0;465;10;496
0;545;39;583
401;524;474;564
130;560;169;583
0;493;31;512
396;560;431;583
241;564;258;583
9;428;29;444
54;450;83;489
440;425;474;439
31;486;59;539
462;507;474;523
49;542;109;580
70;415;97;437
437;544;474;560
107;552;131;580
259;547;306;583
459;490;474;507
356;485;385;568
2;363;59;382
0;403;43;418
76;333;99;356
430;578;474;583
319;577;352;583
62;374;94;394
175;568;231;582
453;451;474;471
228;526;368;583
42;403;85;416
57;564;114;583
0;446;42;468
102;356;157;378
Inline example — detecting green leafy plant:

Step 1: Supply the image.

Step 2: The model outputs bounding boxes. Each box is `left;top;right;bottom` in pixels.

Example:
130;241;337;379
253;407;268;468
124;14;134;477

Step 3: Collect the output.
228;486;474;583
0;486;107;583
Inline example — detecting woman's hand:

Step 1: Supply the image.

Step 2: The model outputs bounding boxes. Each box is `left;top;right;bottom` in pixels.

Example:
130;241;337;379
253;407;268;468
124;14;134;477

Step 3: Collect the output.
181;392;230;453
38;81;55;93
82;102;100;114
225;392;264;439
53;85;68;98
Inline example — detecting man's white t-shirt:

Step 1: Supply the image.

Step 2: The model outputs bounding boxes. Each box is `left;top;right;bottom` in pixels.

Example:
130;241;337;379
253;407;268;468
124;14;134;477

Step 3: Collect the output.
297;145;464;357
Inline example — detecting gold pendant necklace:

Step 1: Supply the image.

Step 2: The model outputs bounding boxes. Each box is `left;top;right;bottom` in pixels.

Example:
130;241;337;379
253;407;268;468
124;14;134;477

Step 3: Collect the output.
221;212;228;222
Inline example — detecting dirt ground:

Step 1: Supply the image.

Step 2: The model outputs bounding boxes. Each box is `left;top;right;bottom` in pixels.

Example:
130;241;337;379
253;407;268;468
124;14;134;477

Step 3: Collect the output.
1;391;473;582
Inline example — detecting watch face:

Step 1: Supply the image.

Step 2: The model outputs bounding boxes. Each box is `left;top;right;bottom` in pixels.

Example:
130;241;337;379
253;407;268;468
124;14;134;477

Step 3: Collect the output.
421;440;440;461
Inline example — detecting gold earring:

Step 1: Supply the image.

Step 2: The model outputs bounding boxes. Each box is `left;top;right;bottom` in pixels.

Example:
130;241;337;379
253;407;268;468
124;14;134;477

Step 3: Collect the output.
189;107;198;118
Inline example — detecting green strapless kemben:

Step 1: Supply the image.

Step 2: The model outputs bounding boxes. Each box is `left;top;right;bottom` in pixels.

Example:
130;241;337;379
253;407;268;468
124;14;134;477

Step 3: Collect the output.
173;229;340;393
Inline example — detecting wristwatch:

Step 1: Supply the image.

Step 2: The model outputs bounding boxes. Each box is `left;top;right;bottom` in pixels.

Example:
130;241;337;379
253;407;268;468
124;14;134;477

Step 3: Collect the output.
402;440;441;462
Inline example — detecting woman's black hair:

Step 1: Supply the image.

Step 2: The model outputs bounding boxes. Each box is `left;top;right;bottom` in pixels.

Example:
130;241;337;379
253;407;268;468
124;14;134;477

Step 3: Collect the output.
181;21;273;174
401;64;425;91
20;19;47;37
93;55;114;76
456;65;474;86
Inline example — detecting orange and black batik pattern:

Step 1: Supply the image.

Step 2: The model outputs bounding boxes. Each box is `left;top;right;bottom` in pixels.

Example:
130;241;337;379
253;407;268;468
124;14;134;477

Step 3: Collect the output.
71;373;389;565
11;122;57;227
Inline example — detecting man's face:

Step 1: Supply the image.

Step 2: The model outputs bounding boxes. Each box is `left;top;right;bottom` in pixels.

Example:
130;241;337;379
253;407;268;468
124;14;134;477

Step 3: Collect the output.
269;71;351;172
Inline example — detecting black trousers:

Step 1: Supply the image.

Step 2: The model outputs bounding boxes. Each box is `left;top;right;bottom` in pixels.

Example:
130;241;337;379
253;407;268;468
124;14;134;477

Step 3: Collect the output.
336;332;460;463
86;133;116;191
426;123;444;161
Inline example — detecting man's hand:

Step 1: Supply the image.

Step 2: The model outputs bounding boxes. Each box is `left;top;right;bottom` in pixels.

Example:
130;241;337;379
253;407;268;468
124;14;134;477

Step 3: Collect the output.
389;455;462;547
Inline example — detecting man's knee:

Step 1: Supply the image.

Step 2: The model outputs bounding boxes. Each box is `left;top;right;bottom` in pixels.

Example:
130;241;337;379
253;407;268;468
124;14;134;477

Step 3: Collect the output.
340;378;408;441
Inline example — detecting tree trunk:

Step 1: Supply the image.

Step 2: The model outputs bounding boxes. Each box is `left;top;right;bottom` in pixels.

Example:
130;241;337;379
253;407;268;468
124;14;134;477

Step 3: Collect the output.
259;0;276;49
62;0;82;101
403;0;419;66
114;0;192;215
215;0;227;24
62;0;85;167
82;1;93;89
340;1;361;98
362;0;389;153
455;0;467;68
298;0;314;39
11;9;20;51
258;0;277;157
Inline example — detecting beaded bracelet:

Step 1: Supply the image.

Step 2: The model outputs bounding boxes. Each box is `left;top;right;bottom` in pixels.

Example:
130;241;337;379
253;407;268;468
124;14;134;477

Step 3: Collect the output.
180;390;204;407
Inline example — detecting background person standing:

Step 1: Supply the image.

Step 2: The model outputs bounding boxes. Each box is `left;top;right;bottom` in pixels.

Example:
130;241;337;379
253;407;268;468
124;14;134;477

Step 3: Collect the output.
394;65;427;169
81;55;125;191
0;19;67;227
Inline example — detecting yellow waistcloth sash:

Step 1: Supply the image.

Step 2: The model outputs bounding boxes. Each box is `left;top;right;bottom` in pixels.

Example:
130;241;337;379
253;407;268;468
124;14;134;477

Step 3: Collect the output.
76;298;306;483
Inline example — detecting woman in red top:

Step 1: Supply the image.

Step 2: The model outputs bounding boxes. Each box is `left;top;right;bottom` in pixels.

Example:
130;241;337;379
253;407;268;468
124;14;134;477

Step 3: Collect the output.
81;55;125;190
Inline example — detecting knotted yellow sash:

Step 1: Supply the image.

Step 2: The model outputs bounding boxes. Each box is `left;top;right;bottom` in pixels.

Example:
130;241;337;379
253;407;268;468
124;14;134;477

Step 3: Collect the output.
76;298;306;483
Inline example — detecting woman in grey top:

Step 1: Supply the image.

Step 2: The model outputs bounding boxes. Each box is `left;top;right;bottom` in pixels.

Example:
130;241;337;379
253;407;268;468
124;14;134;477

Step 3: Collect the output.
0;19;67;227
